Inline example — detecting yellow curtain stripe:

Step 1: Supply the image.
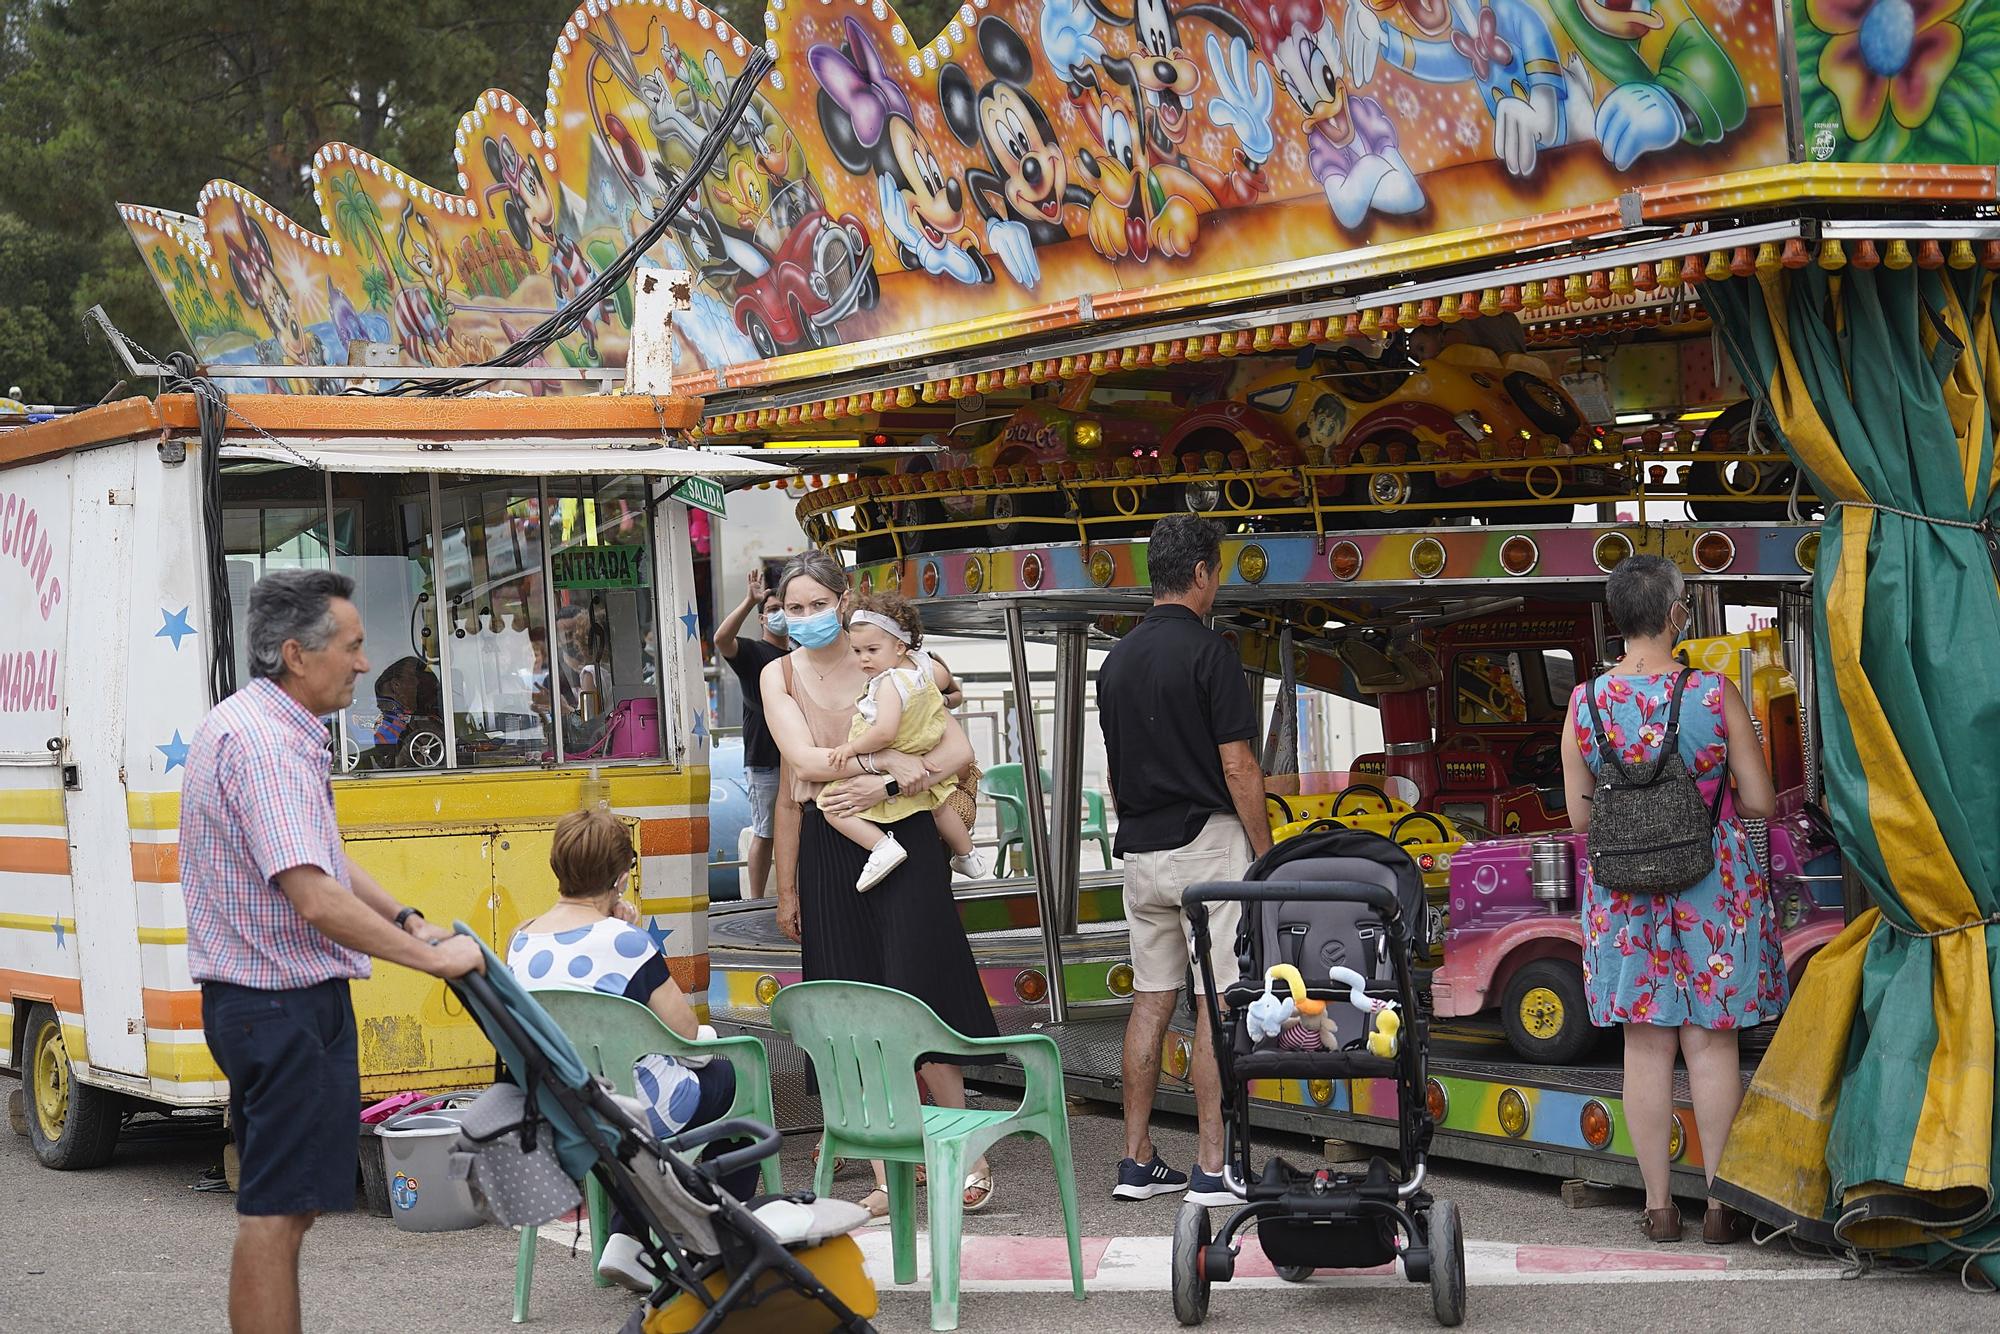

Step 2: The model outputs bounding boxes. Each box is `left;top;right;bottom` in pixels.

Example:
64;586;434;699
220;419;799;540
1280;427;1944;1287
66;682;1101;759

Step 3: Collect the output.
1753;271;1867;503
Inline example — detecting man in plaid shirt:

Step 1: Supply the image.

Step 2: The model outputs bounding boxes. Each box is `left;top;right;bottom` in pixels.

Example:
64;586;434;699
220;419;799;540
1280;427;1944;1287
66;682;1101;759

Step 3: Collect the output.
182;568;482;1334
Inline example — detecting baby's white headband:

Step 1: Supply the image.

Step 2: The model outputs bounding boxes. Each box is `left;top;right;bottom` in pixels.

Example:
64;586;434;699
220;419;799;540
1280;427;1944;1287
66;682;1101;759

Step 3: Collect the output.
848;609;911;644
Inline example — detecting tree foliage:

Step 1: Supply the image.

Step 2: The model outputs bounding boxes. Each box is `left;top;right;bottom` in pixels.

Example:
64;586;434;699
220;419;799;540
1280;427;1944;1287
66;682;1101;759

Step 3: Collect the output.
0;0;971;403
0;0;562;403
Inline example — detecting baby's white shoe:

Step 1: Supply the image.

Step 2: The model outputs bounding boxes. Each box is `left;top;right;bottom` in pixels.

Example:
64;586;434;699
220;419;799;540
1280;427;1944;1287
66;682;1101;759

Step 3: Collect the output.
856;834;907;891
949;849;991;879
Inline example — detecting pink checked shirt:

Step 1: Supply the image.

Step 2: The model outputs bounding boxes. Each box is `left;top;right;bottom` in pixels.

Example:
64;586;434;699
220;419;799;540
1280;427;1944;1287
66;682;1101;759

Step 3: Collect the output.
181;677;369;989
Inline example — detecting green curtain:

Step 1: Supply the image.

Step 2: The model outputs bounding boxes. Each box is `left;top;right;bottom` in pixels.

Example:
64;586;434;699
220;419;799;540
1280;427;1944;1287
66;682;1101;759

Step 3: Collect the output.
1701;264;2000;1278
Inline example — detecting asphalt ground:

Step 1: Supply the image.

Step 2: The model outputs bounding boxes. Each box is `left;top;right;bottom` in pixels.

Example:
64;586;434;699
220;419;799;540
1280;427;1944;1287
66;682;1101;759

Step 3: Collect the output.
3;1072;1988;1332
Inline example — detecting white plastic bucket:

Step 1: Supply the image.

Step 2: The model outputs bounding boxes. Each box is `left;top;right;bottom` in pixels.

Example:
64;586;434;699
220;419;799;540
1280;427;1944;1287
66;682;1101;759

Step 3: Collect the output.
377;1103;486;1232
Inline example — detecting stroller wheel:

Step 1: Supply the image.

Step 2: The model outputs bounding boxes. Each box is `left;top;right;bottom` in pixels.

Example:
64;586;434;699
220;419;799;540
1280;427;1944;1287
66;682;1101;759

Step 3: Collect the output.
1276;1264;1314;1283
1171;1201;1212;1326
1428;1199;1467;1327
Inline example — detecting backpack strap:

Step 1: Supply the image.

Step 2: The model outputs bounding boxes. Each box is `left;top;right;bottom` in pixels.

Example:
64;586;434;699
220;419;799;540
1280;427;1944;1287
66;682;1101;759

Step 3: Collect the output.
1581;678;1632;783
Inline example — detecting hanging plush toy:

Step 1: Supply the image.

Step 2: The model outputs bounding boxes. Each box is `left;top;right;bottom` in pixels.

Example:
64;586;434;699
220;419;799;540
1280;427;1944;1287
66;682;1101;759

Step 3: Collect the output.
1246;965;1300;1043
1326;966;1403;1059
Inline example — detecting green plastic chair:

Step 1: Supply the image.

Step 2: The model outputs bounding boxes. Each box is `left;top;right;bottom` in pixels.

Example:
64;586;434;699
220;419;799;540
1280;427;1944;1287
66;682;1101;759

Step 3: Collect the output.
512;988;781;1324
985;763;1114;876
769;979;1085;1332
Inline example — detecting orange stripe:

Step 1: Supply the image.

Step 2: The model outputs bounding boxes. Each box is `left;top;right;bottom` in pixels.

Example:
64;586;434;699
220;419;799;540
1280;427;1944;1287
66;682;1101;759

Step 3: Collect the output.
132;842;179;884
665;954;711;995
639;818;707;857
142;987;206;1030
0;967;83;1012
0;836;70;874
3;392;703;473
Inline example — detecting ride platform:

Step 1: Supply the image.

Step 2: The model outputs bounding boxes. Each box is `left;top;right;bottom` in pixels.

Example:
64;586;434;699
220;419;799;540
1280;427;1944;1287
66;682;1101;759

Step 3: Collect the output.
709;899;1753;1191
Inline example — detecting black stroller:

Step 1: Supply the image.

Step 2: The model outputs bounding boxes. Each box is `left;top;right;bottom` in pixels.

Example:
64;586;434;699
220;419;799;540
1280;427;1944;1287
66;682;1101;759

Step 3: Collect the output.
445;929;879;1334
1172;827;1466;1327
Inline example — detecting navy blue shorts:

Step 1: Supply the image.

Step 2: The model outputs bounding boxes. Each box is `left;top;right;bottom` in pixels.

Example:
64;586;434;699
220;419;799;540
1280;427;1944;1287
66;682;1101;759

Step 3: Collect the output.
201;979;361;1216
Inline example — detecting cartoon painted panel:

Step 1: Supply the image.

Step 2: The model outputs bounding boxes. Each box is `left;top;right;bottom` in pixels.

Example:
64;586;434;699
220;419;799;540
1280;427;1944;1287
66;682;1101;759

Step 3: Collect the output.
1794;0;2000;161
121;0;1794;392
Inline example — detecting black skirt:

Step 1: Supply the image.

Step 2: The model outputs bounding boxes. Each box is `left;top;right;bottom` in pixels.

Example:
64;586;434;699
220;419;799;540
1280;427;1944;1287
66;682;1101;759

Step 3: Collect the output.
797;803;999;1053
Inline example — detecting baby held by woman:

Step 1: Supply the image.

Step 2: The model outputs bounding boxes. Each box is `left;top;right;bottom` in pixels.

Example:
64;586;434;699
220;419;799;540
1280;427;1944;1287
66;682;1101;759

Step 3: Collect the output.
821;592;988;891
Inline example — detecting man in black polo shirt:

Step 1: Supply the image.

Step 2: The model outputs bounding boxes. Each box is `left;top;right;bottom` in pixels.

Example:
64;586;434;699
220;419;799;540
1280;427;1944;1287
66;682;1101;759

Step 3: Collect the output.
715;568;789;899
1097;514;1272;1206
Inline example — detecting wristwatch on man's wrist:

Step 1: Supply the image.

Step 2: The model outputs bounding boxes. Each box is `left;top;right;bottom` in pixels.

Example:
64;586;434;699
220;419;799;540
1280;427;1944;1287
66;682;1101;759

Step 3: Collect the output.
395;906;425;931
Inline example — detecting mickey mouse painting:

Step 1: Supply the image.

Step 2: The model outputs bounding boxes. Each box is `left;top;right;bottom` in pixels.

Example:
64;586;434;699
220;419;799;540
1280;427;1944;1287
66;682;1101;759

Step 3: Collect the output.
811;15;994;287
941;16;1097;289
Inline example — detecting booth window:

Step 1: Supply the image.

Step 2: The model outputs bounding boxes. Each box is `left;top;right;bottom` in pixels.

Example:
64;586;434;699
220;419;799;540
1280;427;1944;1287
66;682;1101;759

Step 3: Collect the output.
220;463;335;689
331;473;441;771
546;476;664;762
437;478;551;768
219;462;672;773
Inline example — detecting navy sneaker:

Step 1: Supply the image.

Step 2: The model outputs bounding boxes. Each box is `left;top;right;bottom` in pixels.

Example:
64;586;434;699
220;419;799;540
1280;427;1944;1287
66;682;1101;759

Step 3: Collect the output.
1186;1165;1241;1208
1112;1155;1189;1200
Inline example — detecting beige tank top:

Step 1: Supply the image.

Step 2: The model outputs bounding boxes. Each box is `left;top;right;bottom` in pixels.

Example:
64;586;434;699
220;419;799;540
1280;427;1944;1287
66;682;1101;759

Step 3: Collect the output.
782;653;860;802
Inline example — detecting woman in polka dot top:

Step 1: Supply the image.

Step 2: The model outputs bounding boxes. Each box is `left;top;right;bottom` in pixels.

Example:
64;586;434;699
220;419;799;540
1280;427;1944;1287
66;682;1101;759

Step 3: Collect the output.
505;808;753;1291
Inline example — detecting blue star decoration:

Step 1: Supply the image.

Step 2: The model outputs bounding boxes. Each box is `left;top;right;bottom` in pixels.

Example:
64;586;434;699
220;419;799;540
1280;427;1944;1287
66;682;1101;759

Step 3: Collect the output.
155;606;197;650
680;604;700;642
157;730;190;773
690;709;708;744
51;919;66;949
643;915;675;955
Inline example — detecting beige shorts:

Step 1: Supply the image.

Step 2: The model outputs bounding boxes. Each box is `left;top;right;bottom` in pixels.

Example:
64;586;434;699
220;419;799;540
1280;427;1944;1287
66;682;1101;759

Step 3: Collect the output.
1124;813;1253;995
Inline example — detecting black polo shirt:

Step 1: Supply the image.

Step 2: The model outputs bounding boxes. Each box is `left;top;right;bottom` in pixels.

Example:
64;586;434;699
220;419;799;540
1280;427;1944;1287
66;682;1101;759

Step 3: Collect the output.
1097;604;1257;856
724;639;785;770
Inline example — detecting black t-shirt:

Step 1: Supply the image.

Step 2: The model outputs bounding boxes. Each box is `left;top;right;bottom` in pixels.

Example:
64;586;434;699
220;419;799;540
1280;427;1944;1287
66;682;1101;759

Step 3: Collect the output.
623;952;672;1006
1096;604;1258;855
724;640;786;770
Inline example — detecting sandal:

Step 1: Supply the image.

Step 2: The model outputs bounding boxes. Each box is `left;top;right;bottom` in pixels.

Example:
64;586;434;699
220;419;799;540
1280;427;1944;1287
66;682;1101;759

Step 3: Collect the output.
962;1170;996;1214
1702;1203;1751;1245
860;1187;891;1227
1639;1206;1683;1243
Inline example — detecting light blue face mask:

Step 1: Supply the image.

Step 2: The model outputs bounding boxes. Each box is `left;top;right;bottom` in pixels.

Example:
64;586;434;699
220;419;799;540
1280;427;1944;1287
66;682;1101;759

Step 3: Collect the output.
789;607;842;649
764;608;789;637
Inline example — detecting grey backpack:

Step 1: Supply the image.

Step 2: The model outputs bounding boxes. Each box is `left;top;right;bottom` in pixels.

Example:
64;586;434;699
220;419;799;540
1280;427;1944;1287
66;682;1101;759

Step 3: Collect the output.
1583;670;1725;894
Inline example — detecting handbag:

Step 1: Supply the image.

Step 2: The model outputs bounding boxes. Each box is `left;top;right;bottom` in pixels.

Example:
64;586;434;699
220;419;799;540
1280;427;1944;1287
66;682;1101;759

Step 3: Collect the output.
944;760;982;831
448;1081;582;1228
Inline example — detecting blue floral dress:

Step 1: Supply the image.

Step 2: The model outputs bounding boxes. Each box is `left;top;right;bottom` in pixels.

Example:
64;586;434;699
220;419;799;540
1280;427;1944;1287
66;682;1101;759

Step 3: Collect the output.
1570;672;1790;1030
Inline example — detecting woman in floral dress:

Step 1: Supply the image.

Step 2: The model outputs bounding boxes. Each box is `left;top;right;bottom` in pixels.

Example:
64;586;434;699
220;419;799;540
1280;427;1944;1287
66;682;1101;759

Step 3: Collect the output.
1559;556;1785;1246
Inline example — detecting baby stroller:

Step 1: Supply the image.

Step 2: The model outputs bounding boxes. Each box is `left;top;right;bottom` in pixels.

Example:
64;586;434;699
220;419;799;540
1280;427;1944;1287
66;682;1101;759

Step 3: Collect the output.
444;928;879;1334
1172;827;1465;1327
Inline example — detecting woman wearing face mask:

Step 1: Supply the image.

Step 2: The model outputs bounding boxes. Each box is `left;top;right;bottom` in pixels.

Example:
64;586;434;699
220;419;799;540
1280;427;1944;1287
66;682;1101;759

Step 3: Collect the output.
760;550;1002;1220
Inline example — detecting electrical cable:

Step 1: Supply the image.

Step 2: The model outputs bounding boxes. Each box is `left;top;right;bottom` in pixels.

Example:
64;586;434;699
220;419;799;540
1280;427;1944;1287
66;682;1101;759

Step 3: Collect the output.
365;50;774;399
172;351;240;703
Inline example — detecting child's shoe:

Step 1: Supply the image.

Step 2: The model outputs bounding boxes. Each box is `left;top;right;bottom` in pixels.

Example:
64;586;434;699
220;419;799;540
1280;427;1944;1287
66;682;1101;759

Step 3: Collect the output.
856;834;907;891
949;849;991;879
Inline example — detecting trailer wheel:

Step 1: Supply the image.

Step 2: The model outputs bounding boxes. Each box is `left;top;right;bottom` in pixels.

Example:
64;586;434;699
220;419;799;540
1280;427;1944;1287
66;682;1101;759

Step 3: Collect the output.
22;1003;122;1169
1171;1201;1212;1326
1500;960;1596;1065
1428;1199;1467;1327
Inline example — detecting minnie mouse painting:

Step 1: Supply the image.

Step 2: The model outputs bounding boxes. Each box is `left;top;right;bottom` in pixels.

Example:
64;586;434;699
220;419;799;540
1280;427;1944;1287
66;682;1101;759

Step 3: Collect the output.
484;134;616;358
810;16;994;288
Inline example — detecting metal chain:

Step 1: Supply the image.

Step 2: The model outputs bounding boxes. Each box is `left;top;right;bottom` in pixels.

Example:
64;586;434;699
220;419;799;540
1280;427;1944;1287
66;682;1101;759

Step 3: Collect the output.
1878;909;2000;940
1829;499;1993;532
126;329;318;471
